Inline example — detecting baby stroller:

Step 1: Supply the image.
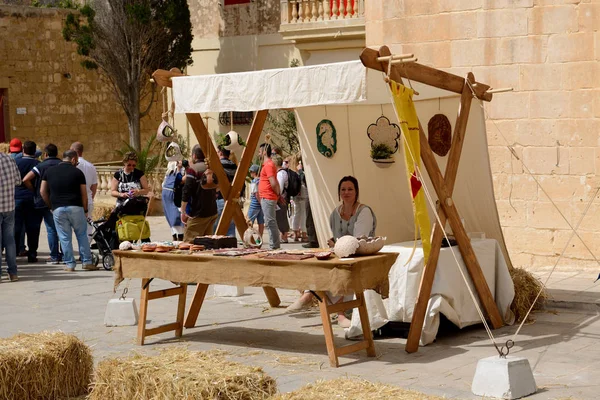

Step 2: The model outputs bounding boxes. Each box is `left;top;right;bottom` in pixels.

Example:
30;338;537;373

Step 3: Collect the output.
89;197;151;271
89;217;117;271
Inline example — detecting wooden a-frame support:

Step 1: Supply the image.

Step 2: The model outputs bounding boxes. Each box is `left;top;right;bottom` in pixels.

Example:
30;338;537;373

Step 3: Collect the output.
151;69;281;322
360;46;503;353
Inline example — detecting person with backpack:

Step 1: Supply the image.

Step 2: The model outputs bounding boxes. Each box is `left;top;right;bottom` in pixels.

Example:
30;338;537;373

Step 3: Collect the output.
22;143;63;264
213;147;239;237
161;161;185;241
274;155;290;243
180;145;218;242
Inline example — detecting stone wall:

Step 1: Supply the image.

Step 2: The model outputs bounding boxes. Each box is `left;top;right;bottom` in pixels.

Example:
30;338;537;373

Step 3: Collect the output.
0;5;161;163
189;0;281;39
367;1;600;269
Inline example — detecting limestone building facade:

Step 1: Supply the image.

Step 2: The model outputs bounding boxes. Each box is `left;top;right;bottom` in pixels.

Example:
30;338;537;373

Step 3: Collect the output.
188;0;599;270
0;5;160;162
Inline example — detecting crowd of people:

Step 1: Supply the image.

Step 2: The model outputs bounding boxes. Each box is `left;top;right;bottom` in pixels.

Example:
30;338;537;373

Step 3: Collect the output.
1;136;374;300
0;139;100;282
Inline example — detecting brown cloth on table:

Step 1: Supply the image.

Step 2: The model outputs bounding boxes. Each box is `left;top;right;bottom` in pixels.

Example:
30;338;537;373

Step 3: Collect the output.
113;251;398;297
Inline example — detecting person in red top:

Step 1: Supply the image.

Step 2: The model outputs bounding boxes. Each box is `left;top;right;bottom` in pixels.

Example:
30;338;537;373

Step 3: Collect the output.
257;143;281;249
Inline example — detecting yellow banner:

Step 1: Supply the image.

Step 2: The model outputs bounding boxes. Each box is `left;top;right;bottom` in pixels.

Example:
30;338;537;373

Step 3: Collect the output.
390;81;432;262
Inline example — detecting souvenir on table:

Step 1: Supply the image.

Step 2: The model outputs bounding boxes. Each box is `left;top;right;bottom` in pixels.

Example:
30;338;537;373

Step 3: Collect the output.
355;236;387;255
333;235;360;258
367;116;400;163
427;114;452;157
193;235;237;249
316;119;337;158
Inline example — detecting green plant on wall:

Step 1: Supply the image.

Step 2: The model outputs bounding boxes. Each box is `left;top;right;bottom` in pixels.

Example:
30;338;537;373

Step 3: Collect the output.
116;136;162;174
370;143;394;160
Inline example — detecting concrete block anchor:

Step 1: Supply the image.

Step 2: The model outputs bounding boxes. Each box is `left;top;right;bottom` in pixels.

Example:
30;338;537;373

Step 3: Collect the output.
472;356;537;399
213;284;244;297
104;298;139;326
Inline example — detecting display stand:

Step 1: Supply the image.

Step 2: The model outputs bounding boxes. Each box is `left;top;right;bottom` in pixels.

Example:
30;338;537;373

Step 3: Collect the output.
150;70;280;309
360;45;504;353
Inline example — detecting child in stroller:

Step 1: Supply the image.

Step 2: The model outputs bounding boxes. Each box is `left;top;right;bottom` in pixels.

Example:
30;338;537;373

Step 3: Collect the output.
90;196;151;271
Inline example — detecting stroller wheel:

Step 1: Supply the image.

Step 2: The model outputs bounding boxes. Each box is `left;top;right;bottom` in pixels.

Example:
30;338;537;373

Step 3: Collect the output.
92;253;100;267
102;254;115;271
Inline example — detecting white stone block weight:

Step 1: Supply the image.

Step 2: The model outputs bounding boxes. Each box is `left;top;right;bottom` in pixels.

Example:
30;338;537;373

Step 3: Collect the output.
104;298;139;326
213;285;244;297
472;356;536;399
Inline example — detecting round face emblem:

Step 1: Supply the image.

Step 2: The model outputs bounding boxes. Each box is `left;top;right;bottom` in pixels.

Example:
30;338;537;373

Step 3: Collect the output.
427;114;452;157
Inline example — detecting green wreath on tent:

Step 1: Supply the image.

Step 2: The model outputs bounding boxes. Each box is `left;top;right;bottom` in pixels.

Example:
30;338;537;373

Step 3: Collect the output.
316;119;337;158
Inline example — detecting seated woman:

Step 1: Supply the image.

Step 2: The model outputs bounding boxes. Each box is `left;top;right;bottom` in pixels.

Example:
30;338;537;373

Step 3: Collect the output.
286;175;376;328
102;152;150;243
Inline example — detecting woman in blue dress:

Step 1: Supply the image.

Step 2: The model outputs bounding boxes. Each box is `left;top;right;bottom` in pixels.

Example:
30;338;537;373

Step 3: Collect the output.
162;161;185;241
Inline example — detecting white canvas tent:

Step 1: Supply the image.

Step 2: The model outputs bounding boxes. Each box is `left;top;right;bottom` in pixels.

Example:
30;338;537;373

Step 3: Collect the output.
169;55;515;347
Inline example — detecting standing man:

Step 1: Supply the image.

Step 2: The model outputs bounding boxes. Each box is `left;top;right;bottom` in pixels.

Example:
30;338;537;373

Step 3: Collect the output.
180;145;218;242
213;146;237;237
71;141;97;240
9;138;23;160
0;150;21;282
22;143;63;264
40;150;96;272
258;143;281;250
14;140;41;263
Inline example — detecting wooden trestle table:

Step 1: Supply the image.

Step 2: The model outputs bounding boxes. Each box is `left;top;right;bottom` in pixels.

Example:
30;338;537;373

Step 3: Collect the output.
113;250;398;367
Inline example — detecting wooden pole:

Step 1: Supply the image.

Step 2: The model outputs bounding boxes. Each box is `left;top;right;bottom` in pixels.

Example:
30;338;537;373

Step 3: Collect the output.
406;73;479;353
360;47;493;102
216;110;268;236
369;46;503;354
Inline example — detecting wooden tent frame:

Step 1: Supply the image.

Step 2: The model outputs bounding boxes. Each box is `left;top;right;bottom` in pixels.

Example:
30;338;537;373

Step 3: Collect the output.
152;46;506;353
151;69;281;322
360;45;504;353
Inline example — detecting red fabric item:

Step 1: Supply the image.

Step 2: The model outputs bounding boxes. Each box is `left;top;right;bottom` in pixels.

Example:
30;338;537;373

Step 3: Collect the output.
258;158;278;201
410;172;422;199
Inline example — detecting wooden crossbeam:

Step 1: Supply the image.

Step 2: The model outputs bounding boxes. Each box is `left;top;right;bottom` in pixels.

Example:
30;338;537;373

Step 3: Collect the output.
151;69;281;309
406;73;490;353
360;47;493;102
216;110;268;236
361;46;503;354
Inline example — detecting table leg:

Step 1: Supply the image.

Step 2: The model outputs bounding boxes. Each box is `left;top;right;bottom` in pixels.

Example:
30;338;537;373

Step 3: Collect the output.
175;283;188;337
356;291;376;357
263;286;281;307
137;278;150;346
317;291;339;368
184;283;209;328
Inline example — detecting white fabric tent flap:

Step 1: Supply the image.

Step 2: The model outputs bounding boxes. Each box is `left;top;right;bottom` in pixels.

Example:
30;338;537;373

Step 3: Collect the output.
346;240;515;345
172;61;367;113
171;60;515;346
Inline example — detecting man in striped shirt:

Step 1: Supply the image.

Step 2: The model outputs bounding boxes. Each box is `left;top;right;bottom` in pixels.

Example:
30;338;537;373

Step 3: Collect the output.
0;151;22;282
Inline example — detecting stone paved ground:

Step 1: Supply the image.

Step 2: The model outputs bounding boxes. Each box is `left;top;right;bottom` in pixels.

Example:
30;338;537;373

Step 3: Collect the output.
1;216;599;399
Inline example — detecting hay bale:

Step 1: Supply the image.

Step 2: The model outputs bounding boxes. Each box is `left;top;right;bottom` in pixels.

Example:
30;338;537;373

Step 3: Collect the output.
89;348;277;400
273;378;446;400
510;267;548;323
0;332;93;400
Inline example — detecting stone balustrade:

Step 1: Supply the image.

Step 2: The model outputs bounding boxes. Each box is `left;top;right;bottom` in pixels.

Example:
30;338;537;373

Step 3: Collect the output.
280;0;365;42
95;165;167;199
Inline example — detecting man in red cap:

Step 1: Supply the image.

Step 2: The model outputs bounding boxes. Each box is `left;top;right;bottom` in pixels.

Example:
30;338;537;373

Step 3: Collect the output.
8;138;25;256
9;138;23;160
